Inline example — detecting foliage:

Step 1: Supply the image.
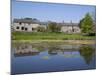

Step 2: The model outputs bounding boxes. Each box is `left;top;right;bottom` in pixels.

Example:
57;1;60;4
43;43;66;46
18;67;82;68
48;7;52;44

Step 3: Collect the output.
79;13;95;34
36;26;46;32
47;22;61;32
78;18;84;28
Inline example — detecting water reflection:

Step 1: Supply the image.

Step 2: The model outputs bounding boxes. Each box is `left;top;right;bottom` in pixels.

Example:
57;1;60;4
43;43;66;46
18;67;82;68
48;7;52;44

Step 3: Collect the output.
13;44;40;57
13;43;80;56
11;43;96;74
12;43;95;65
79;45;95;64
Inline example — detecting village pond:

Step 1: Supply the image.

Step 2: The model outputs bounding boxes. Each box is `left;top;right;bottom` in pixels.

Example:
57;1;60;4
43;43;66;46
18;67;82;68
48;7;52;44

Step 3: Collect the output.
11;42;96;75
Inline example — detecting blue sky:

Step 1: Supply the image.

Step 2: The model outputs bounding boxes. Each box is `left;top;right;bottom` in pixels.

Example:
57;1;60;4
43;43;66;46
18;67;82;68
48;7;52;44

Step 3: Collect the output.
12;0;96;23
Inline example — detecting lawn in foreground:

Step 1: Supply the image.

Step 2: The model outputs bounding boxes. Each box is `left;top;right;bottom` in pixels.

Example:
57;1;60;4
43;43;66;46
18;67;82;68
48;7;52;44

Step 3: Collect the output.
12;32;95;40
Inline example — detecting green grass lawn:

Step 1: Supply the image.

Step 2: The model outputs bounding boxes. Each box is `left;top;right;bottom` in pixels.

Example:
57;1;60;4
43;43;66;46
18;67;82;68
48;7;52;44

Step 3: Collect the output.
12;32;95;40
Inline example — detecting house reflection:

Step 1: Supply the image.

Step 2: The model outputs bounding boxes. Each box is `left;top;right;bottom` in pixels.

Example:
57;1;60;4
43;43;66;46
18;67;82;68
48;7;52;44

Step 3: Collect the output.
14;52;40;57
47;45;80;55
13;43;95;64
13;43;81;57
14;44;40;57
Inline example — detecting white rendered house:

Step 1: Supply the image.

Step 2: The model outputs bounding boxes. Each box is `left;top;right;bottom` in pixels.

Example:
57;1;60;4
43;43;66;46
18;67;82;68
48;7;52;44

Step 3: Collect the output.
12;18;80;33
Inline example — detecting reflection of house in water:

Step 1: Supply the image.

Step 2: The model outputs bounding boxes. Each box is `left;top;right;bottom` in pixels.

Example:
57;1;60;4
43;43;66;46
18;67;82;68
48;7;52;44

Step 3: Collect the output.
14;44;40;57
13;43;95;64
48;49;78;55
48;45;81;55
59;45;80;50
48;50;58;55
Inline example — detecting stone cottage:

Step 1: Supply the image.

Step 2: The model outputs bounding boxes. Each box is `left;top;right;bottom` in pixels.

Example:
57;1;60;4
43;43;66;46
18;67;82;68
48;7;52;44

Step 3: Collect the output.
58;23;80;33
12;18;80;33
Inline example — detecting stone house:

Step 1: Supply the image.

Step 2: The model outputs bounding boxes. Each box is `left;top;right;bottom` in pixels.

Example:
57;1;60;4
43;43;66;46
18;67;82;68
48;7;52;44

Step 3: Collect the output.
58;23;80;33
12;18;80;33
13;18;41;32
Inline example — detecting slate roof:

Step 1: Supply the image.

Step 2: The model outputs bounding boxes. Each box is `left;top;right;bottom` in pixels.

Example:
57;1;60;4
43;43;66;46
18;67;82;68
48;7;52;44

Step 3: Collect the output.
57;23;79;26
13;18;40;24
39;22;48;25
13;18;79;26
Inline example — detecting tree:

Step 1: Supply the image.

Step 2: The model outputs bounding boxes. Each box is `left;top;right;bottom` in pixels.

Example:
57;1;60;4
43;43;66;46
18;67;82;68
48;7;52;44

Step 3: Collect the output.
91;11;96;22
37;26;46;32
78;18;84;28
79;13;94;34
56;25;61;32
47;22;61;32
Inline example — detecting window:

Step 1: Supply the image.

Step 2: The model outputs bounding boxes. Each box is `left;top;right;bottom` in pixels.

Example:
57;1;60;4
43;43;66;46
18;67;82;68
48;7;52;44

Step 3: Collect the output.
25;28;27;31
72;28;74;32
32;28;34;31
21;27;24;30
16;26;19;29
19;22;22;25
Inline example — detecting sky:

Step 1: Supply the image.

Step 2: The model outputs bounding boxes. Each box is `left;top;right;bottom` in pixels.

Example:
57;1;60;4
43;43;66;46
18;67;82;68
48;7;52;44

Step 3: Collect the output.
12;0;96;23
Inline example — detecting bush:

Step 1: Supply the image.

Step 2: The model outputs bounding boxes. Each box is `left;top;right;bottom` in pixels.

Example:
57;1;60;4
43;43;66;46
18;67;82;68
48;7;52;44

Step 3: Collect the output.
36;26;46;32
88;33;96;36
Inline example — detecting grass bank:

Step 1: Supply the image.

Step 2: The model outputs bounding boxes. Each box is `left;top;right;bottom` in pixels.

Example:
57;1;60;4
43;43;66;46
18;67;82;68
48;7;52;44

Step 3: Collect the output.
12;32;95;40
12;40;95;45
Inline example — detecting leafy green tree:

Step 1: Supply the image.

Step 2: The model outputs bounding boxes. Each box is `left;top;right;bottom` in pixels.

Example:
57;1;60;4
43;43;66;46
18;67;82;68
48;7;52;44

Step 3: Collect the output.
79;13;94;34
37;26;46;32
78;18;84;28
47;22;61;32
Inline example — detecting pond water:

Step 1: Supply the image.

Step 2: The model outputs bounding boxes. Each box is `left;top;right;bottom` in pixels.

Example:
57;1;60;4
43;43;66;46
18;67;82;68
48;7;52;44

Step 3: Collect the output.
11;42;96;75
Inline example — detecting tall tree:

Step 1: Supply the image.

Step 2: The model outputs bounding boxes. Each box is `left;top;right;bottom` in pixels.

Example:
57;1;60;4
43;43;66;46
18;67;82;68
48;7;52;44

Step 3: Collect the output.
78;18;84;28
80;13;94;34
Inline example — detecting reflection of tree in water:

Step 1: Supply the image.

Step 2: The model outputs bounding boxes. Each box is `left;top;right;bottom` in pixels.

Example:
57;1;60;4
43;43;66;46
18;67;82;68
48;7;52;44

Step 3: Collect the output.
48;46;59;55
13;43;95;62
79;45;95;65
